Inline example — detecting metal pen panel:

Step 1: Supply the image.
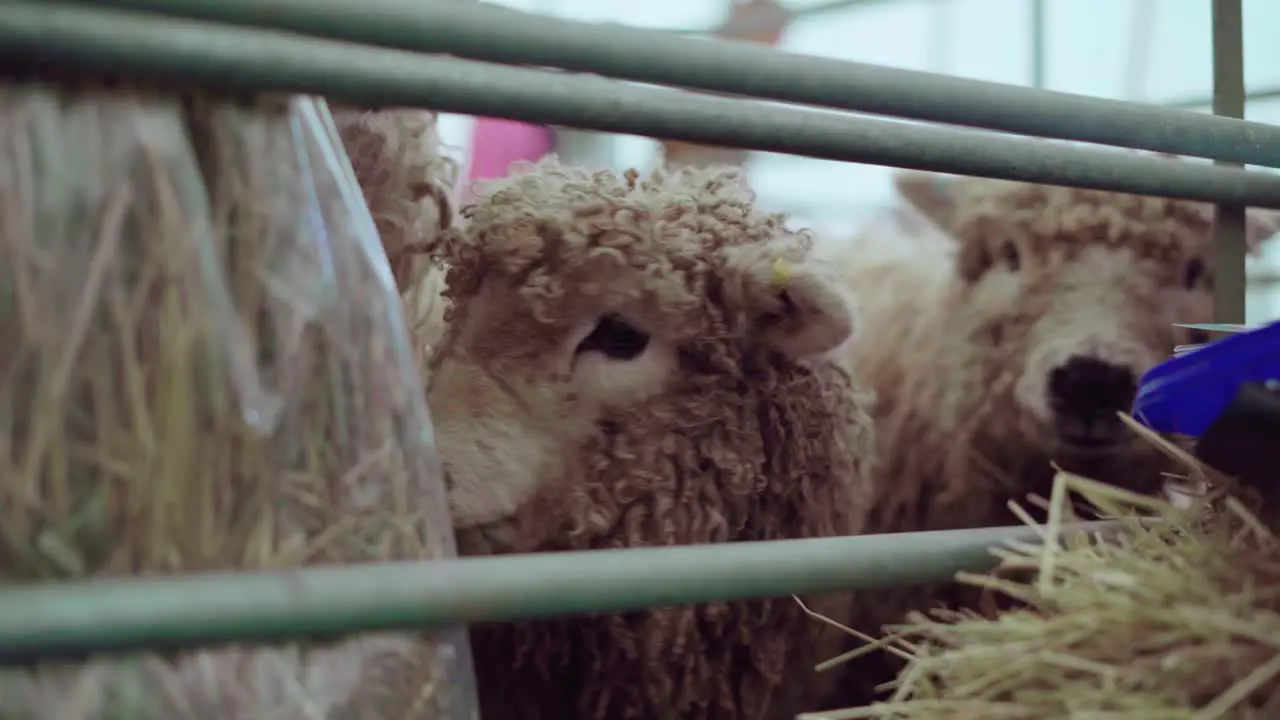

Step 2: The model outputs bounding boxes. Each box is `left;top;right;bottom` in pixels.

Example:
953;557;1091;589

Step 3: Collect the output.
6;3;1280;208
77;0;1280;167
0;522;1121;664
1212;0;1247;325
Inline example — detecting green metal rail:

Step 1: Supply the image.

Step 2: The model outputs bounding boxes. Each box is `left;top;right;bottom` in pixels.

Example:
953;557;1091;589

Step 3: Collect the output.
73;0;1280;168
0;522;1120;663
5;3;1280;207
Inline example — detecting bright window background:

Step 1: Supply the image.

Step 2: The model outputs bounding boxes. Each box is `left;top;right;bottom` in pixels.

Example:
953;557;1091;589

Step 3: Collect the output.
434;0;1280;322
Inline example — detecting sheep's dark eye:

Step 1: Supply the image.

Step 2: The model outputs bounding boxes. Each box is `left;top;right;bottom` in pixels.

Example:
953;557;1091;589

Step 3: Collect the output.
575;314;650;360
1000;241;1020;271
1184;258;1206;289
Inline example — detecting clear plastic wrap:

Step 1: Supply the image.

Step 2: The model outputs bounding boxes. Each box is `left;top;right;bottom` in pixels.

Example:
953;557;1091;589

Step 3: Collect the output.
0;83;478;719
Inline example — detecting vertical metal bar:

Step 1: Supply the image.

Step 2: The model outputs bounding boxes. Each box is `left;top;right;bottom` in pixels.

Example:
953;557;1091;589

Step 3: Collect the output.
1212;0;1247;325
1030;0;1046;89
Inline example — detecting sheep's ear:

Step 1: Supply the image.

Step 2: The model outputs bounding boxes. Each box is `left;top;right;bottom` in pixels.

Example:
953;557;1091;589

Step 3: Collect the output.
726;249;856;360
894;170;959;229
1247;208;1280;253
1191;206;1280;255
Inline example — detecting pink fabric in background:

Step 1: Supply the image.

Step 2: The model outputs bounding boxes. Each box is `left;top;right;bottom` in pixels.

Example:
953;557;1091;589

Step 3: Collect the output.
462;117;554;202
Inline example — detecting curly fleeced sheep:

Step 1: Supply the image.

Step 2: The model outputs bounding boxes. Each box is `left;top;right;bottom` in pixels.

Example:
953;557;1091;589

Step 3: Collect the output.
332;105;455;363
341;115;1280;714
818;168;1280;703
421;157;875;720
843;169;1280;534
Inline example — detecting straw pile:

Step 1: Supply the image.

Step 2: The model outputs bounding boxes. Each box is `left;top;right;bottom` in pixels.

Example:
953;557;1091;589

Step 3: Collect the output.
0;83;473;718
812;421;1280;720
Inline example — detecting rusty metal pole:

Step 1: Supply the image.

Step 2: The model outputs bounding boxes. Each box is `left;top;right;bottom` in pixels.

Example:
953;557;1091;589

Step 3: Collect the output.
1212;0;1247;325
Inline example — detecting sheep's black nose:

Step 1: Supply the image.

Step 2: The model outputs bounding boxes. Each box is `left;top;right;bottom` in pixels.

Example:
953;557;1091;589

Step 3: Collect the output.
1047;356;1137;448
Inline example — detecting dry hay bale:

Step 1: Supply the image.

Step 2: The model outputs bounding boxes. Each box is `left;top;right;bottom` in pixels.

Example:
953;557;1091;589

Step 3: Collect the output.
0;82;475;718
810;420;1280;720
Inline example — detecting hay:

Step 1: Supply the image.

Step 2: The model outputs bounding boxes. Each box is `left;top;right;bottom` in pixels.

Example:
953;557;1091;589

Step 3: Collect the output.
0;83;474;717
809;420;1280;719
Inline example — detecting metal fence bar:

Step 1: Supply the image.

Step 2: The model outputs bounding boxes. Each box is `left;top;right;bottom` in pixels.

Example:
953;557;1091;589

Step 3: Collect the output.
7;4;1280;209
75;0;1280;168
1212;0;1247;325
0;521;1121;663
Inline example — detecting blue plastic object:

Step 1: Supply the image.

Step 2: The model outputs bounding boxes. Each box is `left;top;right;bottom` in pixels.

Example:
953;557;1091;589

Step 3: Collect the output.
1133;320;1280;437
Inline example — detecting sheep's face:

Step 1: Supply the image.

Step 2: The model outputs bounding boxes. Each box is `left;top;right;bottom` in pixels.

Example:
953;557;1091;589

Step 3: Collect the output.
425;161;857;552
896;171;1279;477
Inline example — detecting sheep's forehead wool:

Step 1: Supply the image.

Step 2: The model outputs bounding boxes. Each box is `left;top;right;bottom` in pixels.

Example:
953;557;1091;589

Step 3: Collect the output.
431;157;813;350
951;180;1211;266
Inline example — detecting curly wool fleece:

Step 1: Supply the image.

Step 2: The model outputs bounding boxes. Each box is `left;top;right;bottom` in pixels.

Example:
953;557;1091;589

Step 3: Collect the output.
423;157;876;720
818;168;1280;705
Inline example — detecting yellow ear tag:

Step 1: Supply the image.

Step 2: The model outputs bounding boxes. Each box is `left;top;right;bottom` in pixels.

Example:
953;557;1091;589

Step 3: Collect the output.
770;257;792;292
